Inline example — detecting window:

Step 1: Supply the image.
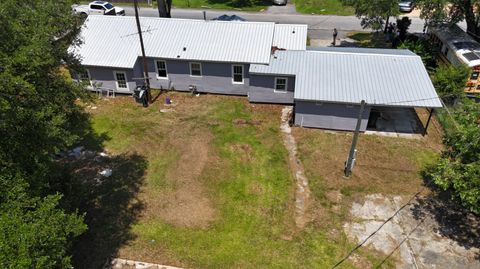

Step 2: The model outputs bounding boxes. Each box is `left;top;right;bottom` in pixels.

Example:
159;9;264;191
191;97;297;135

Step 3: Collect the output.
232;65;244;84
471;72;479;81
443;47;449;56
114;71;128;90
190;62;202;77
274;77;288;92
155;60;168;78
91;4;103;9
78;69;90;84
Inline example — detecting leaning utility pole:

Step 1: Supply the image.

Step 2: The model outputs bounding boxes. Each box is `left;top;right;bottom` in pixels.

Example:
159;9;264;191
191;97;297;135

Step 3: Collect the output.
344;100;366;177
133;0;151;102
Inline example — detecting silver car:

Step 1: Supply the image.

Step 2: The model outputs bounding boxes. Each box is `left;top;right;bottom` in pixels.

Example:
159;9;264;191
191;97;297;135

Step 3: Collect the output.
272;0;287;6
399;1;415;12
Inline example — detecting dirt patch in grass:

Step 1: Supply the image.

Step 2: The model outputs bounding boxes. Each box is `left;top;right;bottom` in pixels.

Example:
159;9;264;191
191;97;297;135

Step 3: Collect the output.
144;136;216;228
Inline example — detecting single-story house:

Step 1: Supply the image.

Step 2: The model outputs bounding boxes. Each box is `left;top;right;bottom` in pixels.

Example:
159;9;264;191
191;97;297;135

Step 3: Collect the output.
72;15;307;99
72;16;442;131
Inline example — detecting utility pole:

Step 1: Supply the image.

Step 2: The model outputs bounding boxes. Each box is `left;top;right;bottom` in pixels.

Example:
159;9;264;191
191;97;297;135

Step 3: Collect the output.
133;0;151;102
344;100;366;177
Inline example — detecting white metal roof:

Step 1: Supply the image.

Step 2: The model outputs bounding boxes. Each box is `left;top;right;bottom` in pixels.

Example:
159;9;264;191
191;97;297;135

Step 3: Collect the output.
72;16;307;68
273;24;307;50
250;48;442;108
430;24;480;67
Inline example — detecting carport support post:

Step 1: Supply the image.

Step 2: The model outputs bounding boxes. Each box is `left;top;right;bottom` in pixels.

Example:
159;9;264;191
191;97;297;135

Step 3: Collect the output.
344;100;366;177
134;0;152;102
423;108;434;136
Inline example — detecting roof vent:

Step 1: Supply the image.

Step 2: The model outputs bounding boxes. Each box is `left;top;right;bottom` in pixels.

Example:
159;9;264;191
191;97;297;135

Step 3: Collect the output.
177;55;180;58
292;29;295;34
183;47;186;51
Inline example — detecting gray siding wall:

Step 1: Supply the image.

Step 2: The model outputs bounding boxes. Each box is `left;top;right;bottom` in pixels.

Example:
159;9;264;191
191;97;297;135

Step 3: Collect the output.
86;66;136;93
248;74;295;104
294;101;371;131
146;59;250;95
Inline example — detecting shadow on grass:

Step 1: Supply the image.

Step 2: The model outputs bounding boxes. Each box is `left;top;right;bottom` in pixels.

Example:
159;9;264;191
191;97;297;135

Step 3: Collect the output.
53;109;148;268
69;152;148;268
411;178;480;260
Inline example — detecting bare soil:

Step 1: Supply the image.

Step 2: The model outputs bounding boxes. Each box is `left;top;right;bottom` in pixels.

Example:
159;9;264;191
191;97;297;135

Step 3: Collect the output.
145;136;216;228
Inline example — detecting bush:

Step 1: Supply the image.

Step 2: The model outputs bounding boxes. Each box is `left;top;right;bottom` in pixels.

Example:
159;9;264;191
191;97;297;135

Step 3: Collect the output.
426;100;480;214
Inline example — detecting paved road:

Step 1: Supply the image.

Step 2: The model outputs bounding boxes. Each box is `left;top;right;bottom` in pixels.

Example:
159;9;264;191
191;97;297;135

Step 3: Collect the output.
125;6;427;32
123;5;466;40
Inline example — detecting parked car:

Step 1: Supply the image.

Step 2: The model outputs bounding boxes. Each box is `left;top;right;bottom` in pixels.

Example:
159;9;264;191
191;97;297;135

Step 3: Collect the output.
72;1;125;16
398;1;415;12
272;0;287;6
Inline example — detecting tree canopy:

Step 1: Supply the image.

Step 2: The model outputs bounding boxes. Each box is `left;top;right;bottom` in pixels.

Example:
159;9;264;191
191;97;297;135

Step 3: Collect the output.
0;0;88;266
432;64;470;102
342;0;400;31
427;100;480;214
417;0;480;38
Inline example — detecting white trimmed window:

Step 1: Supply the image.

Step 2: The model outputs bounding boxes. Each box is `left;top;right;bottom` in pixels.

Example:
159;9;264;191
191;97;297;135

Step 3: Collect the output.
114;71;128;90
155;60;168;79
79;69;90;81
274;77;288;93
232;64;244;84
190;62;202;77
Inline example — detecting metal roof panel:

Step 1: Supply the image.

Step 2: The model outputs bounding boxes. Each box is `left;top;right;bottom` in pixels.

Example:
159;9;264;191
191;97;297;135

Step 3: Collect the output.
250;49;442;108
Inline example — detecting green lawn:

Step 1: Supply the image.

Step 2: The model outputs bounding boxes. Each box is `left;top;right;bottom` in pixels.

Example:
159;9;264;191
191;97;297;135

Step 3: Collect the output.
79;93;374;268
172;0;270;11
294;0;354;15
76;93;442;268
347;32;391;48
95;0;270;11
92;0;352;13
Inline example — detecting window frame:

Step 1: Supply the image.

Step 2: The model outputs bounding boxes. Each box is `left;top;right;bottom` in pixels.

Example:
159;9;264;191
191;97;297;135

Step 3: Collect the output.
90;4;104;9
113;71;129;91
471;71;479;81
274;77;288;93
78;69;91;85
189;62;202;77
231;64;244;84
155;60;168;79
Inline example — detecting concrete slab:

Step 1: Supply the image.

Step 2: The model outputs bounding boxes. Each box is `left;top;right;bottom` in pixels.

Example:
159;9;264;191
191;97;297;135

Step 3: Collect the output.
344;194;480;269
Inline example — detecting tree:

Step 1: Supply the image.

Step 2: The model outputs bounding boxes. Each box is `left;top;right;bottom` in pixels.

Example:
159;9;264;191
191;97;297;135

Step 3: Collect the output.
417;0;480;38
342;0;400;32
396;16;412;41
0;174;86;268
0;0;88;266
398;39;439;70
432;64;470;102
426;100;480;214
157;0;172;18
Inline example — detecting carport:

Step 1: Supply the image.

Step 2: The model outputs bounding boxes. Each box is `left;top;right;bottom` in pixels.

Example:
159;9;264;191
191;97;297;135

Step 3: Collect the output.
367;106;427;134
251;47;443;132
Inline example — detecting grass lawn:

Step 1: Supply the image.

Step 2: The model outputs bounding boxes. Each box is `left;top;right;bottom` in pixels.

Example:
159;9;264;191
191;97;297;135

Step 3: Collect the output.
93;0;270;11
77;93;443;268
294;0;354;15
347;32;391;48
171;0;270;11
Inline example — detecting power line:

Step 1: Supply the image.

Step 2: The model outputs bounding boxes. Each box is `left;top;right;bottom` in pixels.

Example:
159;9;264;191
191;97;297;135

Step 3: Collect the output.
331;189;425;269
374;217;426;269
